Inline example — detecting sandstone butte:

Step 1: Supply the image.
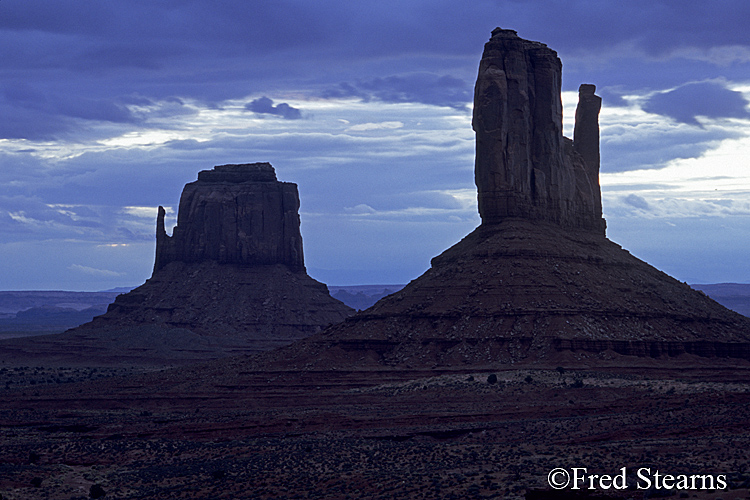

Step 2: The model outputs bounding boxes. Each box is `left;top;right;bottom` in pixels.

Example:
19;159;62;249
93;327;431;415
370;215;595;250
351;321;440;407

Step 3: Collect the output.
245;28;750;372
0;163;353;366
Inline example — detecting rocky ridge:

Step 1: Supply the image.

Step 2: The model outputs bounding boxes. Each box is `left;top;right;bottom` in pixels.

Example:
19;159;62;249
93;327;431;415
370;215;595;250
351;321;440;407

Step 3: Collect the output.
261;219;750;371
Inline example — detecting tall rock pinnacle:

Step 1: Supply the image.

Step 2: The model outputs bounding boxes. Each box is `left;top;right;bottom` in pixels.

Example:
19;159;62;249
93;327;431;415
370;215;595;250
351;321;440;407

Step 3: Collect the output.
154;163;304;273
574;83;603;218
473;28;605;233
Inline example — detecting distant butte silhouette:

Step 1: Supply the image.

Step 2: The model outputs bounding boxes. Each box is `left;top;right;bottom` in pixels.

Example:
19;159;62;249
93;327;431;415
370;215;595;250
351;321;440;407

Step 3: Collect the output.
0;163;353;366
253;29;750;371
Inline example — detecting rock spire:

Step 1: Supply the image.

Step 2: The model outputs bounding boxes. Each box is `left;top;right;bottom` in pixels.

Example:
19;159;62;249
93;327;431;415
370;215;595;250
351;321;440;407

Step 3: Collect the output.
473;28;605;233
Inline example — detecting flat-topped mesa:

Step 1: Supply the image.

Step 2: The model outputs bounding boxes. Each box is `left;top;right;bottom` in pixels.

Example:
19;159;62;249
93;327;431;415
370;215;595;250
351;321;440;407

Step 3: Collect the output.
473;28;606;233
154;163;304;273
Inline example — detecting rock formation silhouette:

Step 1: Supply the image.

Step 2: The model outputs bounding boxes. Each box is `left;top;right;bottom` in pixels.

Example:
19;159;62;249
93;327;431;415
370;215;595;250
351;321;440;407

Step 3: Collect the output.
86;163;352;354
0;163;353;366
154;163;304;273
255;29;750;371
473;29;604;233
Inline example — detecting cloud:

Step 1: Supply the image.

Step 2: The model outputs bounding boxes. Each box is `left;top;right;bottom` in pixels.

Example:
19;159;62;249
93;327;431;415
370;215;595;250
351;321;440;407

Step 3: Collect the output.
68;264;125;278
560;90;745;173
344;204;377;214
1;1;748;141
642;81;750;125
322;73;471;110
0;196;101;235
245;97;302;119
347;121;404;132
3;0;750;289
606;194;750;220
622;194;651;211
0;82;142;140
601;123;739;172
673;45;750;66
0;193;157;246
499;0;750;61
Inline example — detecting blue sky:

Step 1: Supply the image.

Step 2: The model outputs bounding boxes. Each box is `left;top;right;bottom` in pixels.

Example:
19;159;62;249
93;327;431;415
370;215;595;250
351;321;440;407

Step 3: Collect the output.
2;1;750;290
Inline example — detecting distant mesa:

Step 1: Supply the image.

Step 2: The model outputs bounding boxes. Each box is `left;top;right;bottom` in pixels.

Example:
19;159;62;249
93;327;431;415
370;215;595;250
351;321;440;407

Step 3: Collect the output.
0;163;353;366
328;285;407;311
254;29;750;372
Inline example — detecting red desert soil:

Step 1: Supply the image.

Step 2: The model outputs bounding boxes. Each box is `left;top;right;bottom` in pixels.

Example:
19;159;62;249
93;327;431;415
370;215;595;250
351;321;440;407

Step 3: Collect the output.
2;354;750;499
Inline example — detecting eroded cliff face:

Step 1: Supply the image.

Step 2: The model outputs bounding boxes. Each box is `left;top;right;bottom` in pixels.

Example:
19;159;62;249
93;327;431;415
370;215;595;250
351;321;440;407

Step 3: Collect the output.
473;28;605;233
154;163;304;273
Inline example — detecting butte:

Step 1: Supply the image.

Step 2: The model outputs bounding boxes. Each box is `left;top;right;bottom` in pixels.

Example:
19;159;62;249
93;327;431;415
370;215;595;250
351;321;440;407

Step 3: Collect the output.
0;163;353;366
256;29;750;372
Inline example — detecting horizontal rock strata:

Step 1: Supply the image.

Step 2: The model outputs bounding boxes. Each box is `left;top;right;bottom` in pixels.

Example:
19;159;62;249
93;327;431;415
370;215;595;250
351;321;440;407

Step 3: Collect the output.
254;219;750;370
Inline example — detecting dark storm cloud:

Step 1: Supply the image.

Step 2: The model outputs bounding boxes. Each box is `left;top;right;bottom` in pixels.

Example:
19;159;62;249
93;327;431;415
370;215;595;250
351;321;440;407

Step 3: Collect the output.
2;0;750;140
3;0;750;289
642;81;750;125
500;0;750;59
1;82;140;140
0;106;71;141
73;43;183;71
322;73;471;110
246;97;302;120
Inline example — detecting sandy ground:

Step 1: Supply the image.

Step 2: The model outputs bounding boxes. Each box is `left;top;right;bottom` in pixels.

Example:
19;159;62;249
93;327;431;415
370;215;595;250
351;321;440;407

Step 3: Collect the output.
2;359;750;499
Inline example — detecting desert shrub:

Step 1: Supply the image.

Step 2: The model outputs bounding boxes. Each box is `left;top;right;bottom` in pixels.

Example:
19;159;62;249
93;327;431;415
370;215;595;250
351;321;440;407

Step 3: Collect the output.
89;484;106;498
487;374;497;384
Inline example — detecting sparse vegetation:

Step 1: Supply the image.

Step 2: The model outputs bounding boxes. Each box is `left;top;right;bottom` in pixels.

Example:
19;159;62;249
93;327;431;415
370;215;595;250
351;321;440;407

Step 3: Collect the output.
1;367;748;498
89;484;107;498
